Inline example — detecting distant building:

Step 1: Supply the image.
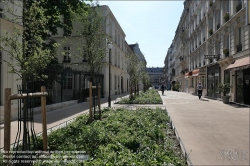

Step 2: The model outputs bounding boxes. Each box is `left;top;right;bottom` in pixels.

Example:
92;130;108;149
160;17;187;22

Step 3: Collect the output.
146;67;164;88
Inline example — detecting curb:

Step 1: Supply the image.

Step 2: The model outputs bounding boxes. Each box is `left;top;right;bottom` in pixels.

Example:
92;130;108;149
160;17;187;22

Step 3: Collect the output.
165;108;193;166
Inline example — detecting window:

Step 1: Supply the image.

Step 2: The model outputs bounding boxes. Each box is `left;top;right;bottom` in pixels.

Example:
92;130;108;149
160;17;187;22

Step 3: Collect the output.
239;27;242;45
236;27;242;52
63;74;73;89
63;16;72;36
224;35;230;49
63;46;71;63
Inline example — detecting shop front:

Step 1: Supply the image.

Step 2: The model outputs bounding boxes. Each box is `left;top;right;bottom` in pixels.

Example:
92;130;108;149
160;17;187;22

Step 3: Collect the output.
207;63;221;98
184;71;193;94
226;56;250;105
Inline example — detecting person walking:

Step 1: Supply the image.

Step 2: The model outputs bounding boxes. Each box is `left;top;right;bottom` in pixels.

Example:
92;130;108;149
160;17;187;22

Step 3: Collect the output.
161;84;165;95
197;82;203;99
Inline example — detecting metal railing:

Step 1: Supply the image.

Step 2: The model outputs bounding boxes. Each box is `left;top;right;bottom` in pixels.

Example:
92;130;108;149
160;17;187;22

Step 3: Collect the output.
236;2;242;13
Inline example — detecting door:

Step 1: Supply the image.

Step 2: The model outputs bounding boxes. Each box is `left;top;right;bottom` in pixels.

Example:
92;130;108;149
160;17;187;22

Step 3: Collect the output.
243;68;250;105
236;70;244;103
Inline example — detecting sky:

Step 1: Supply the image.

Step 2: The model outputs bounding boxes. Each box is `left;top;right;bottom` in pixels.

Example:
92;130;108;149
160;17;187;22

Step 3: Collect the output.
99;1;184;68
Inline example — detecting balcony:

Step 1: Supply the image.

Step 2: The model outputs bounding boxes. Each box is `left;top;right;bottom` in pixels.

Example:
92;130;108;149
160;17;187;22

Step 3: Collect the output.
236;2;242;13
236;44;242;53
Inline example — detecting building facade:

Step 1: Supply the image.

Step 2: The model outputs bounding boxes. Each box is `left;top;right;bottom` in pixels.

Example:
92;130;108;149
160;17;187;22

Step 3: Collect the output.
146;67;164;89
50;5;131;101
0;1;22;122
165;0;250;105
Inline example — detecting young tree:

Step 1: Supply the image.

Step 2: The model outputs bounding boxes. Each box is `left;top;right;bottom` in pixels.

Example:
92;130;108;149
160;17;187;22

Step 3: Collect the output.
71;1;107;85
127;53;139;97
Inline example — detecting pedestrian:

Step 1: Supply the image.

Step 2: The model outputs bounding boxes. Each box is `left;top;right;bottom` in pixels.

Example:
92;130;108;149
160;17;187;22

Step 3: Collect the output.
197;81;203;99
161;84;165;95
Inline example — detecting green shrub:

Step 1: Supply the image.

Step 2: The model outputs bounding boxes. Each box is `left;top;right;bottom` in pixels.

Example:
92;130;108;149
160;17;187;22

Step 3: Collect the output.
118;89;162;104
32;108;187;165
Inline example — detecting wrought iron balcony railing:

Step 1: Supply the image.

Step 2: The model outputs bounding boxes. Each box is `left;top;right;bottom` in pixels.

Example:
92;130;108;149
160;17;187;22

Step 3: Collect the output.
217;23;220;30
236;2;242;13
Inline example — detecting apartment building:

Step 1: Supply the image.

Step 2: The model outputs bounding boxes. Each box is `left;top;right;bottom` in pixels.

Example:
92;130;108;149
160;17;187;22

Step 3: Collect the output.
50;5;131;101
146;67;164;89
165;0;250;105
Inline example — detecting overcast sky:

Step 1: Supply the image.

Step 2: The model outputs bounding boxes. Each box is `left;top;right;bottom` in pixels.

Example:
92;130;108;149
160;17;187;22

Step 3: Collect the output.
99;1;184;68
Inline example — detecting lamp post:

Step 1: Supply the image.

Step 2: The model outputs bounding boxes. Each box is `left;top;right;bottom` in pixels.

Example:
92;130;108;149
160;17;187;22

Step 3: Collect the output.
108;42;113;107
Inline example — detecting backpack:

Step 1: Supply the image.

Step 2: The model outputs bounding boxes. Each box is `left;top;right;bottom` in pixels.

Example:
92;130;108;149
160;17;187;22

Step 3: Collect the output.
198;84;202;90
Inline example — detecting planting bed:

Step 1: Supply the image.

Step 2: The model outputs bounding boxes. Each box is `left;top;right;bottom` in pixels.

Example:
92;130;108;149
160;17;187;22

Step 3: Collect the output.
117;89;162;104
0;107;187;165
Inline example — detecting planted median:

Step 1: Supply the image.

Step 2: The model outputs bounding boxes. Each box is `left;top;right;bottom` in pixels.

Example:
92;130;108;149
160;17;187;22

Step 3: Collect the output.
117;89;162;104
31;107;186;165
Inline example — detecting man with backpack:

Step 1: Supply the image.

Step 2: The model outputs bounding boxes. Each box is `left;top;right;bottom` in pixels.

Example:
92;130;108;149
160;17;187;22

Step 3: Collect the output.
197;82;203;99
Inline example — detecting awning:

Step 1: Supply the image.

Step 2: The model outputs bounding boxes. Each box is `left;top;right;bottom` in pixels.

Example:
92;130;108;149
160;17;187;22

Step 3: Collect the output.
185;72;192;78
192;69;199;76
225;56;250;70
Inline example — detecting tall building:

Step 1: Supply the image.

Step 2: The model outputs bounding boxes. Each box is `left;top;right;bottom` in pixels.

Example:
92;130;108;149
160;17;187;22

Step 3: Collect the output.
164;0;250;105
51;5;130;101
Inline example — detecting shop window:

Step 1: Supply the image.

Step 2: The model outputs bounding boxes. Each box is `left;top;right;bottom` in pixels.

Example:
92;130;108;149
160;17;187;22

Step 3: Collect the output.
224;70;230;83
236;70;243;103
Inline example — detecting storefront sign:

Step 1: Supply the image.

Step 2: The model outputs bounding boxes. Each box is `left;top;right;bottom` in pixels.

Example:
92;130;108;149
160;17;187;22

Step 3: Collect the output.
199;68;206;75
204;54;220;59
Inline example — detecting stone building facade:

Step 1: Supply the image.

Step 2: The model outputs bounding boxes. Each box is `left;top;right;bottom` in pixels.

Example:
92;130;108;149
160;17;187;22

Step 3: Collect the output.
165;0;250;105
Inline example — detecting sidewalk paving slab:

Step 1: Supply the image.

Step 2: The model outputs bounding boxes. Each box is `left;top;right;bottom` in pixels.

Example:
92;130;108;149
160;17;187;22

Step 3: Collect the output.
160;91;249;166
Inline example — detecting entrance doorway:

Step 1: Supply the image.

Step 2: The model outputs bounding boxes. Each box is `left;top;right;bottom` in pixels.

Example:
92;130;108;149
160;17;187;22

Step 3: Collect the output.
243;68;250;105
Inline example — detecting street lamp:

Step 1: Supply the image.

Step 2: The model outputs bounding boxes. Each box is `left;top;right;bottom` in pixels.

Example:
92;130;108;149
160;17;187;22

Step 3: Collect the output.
108;42;113;107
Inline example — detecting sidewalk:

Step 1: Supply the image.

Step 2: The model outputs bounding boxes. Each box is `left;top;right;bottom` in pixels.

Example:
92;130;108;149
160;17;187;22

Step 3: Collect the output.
0;92;129;149
160;91;249;165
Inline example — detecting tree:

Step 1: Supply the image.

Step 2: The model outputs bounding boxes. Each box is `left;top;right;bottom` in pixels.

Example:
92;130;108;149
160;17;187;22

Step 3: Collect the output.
71;1;107;85
127;53;139;97
0;0;59;82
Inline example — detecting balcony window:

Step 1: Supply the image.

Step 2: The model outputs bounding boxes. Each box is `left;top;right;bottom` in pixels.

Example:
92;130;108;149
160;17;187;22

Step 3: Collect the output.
236;1;242;13
217;23;220;30
236;27;242;52
236;44;242;52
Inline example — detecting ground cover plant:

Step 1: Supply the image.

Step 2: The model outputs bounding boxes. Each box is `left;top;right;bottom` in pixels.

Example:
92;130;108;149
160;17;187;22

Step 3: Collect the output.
30;107;187;165
118;89;162;104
